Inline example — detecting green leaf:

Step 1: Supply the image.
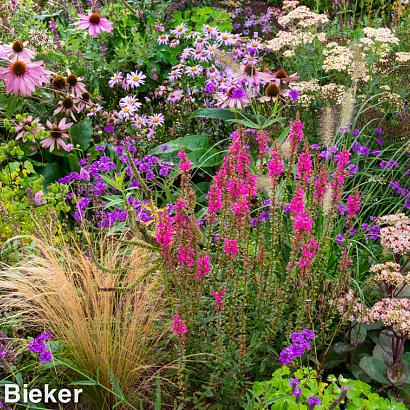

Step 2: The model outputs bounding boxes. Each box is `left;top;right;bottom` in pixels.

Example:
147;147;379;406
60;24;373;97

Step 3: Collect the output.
69;118;93;150
359;355;389;384
150;135;209;154
40;162;62;184
191;108;239;121
109;369;126;401
187;148;223;168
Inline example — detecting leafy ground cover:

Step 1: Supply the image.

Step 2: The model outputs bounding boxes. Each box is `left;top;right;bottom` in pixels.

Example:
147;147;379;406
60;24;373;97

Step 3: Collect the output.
0;0;409;408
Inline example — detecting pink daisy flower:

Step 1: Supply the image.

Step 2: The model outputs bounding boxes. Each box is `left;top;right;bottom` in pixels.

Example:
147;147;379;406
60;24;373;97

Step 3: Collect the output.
0;59;50;96
157;34;170;45
108;72;123;88
0;40;36;61
148;113;165;127
42;118;73;152
133;115;147;129
126;70;146;88
170;23;188;38
76;12;113;37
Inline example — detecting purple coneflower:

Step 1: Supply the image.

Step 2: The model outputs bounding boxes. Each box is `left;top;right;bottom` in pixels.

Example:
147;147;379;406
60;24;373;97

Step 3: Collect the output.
42;118;73;152
0;40;36;61
0;59;50;96
76;12;113;37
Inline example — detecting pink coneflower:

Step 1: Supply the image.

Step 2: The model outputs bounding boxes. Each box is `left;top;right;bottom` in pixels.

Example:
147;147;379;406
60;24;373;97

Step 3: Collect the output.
0;40;36;61
15;115;43;141
126;70;146;88
66;68;87;97
148;113;165;127
274;69;298;84
76;92;92;112
76;12;113;37
54;96;79;120
215;86;249;110
0;59;49;96
258;80;284;103
42;118;72;152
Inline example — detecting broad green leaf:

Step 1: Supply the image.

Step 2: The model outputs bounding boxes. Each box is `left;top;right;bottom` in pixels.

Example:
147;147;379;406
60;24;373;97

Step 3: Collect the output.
70;118;93;150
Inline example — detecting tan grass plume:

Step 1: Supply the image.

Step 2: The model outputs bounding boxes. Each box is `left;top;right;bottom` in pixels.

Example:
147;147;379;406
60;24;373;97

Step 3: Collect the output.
0;234;164;408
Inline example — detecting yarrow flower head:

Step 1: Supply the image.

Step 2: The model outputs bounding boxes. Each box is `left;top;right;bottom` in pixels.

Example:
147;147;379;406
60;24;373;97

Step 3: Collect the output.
76;12;113;37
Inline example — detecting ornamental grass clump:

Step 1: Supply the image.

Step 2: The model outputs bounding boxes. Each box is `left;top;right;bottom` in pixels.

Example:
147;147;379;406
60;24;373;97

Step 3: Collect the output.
0;234;164;409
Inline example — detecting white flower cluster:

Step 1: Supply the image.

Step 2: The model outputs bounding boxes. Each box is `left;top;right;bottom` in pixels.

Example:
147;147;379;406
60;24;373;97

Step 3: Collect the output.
290;79;320;107
360;27;399;58
320;83;348;105
395;52;410;62
322;42;352;73
278;6;329;28
267;30;326;54
378;85;403;110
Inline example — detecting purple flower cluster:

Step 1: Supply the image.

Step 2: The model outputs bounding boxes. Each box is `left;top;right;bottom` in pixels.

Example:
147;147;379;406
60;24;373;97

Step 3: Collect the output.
279;329;315;365
28;332;53;363
390;181;410;209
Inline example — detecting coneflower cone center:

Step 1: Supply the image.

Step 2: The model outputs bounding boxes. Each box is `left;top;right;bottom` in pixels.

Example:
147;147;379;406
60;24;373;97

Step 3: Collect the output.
81;92;90;101
50;127;62;139
66;74;78;86
62;97;74;109
244;64;256;76
265;83;280;97
89;12;101;25
12;40;24;53
52;75;67;89
11;61;27;77
275;69;288;79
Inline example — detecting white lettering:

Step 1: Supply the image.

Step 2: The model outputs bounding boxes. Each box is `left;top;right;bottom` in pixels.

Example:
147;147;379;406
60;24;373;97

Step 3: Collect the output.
58;389;72;403
28;389;42;403
4;385;20;403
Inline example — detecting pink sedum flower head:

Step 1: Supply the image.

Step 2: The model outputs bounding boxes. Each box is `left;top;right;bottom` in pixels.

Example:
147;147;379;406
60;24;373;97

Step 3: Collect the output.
0;40;36;61
0;59;50;96
76;12;113;37
42;118;73;152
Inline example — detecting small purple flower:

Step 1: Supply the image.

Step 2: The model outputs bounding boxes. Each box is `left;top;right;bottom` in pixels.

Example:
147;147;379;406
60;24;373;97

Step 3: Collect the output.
335;234;345;245
103;125;115;133
347;164;358;174
375;127;383;136
289;378;300;387
353;129;360;137
95;145;106;151
293;387;302;397
34;191;45;206
377;137;384;146
373;149;381;157
39;350;53;363
307;396;321;408
288;89;300;101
